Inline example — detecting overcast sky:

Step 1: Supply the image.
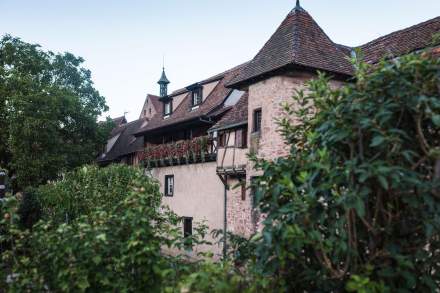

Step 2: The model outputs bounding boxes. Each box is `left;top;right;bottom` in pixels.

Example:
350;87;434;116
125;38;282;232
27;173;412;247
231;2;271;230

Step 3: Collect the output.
1;0;439;121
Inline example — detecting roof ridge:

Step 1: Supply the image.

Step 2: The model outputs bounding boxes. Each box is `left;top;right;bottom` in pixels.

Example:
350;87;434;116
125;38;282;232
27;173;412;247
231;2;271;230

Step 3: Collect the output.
359;16;440;48
228;5;354;88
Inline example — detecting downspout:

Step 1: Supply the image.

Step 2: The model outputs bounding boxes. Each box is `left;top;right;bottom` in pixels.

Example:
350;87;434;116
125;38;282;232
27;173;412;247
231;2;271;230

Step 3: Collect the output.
223;174;229;260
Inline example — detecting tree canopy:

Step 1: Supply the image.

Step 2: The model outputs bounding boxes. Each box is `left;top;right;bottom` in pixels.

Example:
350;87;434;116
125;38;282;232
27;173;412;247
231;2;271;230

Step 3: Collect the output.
0;35;112;189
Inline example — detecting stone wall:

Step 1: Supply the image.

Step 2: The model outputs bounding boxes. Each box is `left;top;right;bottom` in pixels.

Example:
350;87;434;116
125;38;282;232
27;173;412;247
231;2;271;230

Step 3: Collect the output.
243;72;345;232
226;177;256;238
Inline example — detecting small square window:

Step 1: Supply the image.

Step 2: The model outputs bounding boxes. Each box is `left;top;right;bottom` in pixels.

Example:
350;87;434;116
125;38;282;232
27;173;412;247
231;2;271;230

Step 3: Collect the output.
253;108;262;133
165;175;174;197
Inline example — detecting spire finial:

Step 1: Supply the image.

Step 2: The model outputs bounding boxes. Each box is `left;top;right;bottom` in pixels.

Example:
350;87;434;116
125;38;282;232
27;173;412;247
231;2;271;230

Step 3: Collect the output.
291;0;304;13
158;61;170;97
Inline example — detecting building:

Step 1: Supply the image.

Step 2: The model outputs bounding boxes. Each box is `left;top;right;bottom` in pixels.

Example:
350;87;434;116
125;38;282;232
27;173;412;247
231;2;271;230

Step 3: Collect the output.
100;1;440;257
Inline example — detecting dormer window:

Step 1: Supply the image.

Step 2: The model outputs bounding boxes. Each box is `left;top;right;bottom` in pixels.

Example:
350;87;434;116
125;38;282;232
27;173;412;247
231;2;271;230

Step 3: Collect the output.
192;87;203;107
164;101;172;117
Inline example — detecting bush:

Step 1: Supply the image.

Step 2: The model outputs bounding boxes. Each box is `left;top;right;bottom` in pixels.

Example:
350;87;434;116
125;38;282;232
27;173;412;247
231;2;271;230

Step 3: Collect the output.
1;165;207;292
250;52;440;291
36;165;148;224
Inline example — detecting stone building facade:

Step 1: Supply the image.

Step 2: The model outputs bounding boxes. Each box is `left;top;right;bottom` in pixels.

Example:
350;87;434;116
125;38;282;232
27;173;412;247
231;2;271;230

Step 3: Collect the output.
99;2;440;257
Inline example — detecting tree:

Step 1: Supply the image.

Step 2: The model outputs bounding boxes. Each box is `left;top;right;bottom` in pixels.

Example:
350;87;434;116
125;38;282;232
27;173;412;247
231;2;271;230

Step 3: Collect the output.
1;165;209;292
250;51;440;291
0;35;111;189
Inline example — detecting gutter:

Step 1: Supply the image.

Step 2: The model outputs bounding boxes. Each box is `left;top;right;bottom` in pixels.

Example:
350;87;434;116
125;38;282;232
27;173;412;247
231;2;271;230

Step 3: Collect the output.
198;116;214;124
208;121;247;134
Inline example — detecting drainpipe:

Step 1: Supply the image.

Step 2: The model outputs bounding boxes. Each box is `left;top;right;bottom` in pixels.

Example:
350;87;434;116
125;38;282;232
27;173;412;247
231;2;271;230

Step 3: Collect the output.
223;174;229;260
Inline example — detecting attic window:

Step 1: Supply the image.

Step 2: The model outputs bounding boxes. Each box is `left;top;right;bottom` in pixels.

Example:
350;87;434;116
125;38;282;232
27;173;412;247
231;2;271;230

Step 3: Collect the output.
164;101;172;117
191;87;203;107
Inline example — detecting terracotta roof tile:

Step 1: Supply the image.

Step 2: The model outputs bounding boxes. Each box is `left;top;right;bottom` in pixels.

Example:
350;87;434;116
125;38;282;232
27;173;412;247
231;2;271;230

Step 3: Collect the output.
98;119;146;163
147;94;162;112
228;5;354;88
135;62;248;135
112;116;127;127
359;16;440;64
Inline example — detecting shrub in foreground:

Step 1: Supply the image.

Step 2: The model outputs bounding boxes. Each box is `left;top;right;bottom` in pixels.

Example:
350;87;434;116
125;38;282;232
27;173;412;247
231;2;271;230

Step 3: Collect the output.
250;52;440;291
1;165;207;292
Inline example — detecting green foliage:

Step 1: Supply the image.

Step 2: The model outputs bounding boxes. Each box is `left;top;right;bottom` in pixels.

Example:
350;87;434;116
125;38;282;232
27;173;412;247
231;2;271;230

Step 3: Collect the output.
250;52;440;291
178;261;249;293
35;164;151;224
0;165;208;292
0;35;112;189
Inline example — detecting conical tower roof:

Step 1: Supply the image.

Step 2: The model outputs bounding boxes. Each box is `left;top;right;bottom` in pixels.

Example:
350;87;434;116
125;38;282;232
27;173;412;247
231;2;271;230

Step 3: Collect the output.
228;2;353;88
158;68;170;84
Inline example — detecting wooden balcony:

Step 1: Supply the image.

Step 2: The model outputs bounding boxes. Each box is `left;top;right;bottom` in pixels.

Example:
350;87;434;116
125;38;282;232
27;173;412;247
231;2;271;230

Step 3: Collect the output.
139;136;217;168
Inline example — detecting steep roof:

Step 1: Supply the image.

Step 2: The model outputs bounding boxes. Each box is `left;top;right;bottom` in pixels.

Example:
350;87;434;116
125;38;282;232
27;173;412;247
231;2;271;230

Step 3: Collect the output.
228;3;354;88
359;16;440;64
135;62;248;135
210;93;248;131
139;94;162;119
148;94;162;111
98;119;146;163
112;116;127;127
158;68;170;84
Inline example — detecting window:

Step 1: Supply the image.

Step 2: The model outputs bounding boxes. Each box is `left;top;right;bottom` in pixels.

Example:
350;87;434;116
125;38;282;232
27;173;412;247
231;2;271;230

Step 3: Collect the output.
235;128;247;148
253;108;262;133
164;101;172;116
183;217;193;250
164;175;174;196
218;132;227;147
192;87;203;107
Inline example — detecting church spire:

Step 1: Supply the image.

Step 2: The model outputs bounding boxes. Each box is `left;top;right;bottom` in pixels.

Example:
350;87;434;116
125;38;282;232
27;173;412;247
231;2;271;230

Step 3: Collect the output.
158;67;170;97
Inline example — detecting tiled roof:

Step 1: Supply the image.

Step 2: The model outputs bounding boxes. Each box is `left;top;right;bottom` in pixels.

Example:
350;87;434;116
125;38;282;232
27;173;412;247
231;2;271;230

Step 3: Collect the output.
148;94;162;112
135;62;248;135
228;4;354;88
112;116;127;127
210;93;248;131
359;16;440;64
98;119;146;163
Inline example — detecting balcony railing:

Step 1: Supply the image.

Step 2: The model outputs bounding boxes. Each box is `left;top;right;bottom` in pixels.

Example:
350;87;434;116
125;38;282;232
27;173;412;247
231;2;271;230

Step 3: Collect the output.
139;136;217;168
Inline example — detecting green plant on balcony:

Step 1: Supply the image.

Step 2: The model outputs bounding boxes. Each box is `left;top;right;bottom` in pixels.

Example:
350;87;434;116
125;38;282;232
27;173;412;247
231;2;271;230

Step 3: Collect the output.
141;136;214;167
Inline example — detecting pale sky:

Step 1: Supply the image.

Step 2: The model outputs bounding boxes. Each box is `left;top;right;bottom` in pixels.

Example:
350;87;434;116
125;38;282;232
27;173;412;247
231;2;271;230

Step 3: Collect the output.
1;0;439;121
